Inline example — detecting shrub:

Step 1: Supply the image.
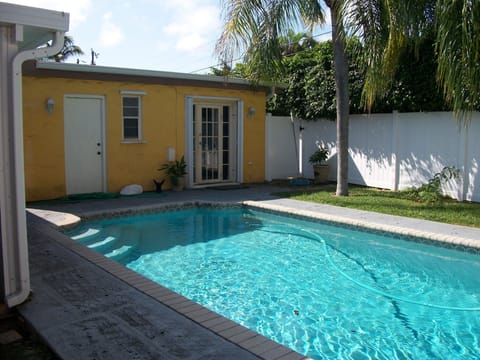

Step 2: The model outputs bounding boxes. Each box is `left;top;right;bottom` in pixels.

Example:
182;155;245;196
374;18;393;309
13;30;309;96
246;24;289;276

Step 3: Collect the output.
403;166;460;203
308;146;329;165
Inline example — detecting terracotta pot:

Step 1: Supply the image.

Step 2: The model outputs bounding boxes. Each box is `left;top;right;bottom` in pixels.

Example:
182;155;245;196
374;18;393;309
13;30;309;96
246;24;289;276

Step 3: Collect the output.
172;177;185;191
313;164;329;184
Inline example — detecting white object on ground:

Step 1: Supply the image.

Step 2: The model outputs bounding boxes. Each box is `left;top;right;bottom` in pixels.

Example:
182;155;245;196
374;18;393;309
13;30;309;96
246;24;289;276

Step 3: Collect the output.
120;184;143;195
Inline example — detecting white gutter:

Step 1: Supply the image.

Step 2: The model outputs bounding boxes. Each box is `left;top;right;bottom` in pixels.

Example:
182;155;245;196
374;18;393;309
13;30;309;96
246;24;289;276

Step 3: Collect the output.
4;31;64;307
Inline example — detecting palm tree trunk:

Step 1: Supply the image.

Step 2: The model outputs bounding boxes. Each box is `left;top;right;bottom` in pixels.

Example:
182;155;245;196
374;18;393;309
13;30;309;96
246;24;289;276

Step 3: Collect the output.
328;1;349;196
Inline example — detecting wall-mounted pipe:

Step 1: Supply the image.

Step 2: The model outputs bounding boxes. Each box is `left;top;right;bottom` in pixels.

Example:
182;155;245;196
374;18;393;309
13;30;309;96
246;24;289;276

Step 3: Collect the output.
3;30;65;307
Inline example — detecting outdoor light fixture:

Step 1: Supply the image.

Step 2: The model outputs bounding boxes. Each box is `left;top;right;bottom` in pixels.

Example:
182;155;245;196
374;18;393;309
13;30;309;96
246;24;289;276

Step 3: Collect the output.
167;146;176;161
45;97;54;113
248;106;256;119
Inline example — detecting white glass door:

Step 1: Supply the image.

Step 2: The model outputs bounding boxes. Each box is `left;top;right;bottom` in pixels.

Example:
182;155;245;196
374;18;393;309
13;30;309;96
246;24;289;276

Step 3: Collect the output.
193;103;236;184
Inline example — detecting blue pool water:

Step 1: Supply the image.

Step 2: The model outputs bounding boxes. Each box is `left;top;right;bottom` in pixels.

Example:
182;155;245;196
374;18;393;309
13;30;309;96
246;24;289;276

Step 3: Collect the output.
68;207;480;359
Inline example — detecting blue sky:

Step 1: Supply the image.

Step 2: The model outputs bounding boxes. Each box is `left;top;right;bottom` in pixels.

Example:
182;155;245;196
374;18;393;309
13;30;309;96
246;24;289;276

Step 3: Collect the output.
9;0;331;74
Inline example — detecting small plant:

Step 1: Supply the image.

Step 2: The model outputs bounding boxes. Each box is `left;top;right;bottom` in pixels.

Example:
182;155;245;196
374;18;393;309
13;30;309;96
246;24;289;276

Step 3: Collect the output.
308;145;329;165
159;156;187;186
404;166;460;203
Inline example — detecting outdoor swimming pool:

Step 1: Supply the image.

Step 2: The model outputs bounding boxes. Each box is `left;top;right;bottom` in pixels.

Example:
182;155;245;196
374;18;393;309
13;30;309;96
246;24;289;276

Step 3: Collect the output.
68;206;480;359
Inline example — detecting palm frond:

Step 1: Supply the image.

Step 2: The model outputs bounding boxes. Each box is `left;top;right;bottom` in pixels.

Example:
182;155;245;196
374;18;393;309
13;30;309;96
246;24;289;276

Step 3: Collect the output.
436;0;480;121
216;0;326;82
343;0;435;110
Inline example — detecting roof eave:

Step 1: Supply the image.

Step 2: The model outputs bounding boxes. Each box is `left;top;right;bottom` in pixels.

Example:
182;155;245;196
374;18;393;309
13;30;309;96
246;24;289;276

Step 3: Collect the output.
24;61;271;93
0;2;69;50
35;61;261;86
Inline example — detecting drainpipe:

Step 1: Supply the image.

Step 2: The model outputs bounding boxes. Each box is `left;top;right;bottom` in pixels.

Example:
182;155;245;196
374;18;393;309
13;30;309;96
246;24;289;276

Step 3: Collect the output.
3;31;64;307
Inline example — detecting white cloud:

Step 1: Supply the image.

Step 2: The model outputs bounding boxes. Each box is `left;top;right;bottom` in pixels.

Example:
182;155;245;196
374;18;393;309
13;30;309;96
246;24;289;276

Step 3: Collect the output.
162;0;203;10
175;33;207;52
99;12;124;48
4;0;92;31
5;0;227;72
162;4;220;54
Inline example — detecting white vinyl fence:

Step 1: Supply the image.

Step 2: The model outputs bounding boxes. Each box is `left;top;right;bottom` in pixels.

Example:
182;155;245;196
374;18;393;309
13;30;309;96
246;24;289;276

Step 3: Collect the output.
265;112;480;202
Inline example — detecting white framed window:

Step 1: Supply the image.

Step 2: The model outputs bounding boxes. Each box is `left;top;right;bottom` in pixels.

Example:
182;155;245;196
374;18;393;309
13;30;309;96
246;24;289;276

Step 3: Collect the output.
120;90;146;142
122;96;141;141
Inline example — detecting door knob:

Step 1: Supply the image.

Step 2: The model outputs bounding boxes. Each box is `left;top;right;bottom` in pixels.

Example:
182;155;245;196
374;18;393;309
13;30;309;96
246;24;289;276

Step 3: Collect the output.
97;152;101;155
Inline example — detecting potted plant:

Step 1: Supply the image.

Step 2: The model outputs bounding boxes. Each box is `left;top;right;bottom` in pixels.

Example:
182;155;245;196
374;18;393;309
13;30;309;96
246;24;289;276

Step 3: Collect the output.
159;156;187;191
308;146;329;184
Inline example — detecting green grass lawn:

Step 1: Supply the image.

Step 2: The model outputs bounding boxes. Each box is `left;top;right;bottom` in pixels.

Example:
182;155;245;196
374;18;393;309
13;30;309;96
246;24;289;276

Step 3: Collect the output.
276;185;480;228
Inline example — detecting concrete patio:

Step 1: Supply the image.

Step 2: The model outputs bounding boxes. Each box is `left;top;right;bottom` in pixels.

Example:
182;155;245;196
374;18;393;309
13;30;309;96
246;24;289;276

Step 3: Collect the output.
17;184;480;359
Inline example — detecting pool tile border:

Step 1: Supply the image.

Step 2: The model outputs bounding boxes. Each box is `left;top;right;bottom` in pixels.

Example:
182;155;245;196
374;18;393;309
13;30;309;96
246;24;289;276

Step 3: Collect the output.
74;201;243;222
68;199;480;253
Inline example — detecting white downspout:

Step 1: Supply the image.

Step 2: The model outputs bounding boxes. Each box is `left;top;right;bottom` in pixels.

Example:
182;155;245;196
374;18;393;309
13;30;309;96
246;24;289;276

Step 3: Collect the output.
298;119;303;177
4;31;64;307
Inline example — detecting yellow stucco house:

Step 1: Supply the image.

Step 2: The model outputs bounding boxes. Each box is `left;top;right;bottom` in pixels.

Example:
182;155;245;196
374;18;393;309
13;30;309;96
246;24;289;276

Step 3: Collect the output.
22;61;269;201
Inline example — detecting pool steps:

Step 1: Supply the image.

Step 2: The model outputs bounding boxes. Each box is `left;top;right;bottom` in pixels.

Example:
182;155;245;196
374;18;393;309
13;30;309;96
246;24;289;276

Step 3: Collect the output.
72;226;140;262
88;235;116;249
70;228;100;240
104;244;134;260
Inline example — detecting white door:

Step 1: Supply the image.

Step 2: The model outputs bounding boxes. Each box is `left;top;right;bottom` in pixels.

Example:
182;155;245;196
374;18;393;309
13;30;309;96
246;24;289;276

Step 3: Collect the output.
193;103;237;185
64;96;105;195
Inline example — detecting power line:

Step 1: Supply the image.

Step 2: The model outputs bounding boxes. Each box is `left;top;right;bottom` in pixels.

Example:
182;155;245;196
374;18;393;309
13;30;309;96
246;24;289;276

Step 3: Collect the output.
189;56;243;74
311;30;333;39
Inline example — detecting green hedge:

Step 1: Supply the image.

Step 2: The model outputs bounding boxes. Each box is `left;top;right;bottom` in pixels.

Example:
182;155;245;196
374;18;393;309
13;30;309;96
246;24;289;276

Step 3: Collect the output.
267;37;459;120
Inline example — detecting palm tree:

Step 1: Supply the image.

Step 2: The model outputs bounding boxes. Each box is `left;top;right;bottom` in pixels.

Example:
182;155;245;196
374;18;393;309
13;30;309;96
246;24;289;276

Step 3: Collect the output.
49;35;84;62
326;0;349;196
279;30;317;56
216;0;480;196
217;0;352;195
435;0;480;119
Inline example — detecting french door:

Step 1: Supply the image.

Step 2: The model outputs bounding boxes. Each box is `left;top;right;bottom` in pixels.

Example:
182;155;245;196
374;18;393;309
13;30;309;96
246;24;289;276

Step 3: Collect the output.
193;102;238;185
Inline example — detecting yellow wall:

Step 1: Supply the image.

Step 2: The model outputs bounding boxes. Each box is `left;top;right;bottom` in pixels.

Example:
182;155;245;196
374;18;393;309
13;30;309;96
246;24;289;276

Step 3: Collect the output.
23;76;266;201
